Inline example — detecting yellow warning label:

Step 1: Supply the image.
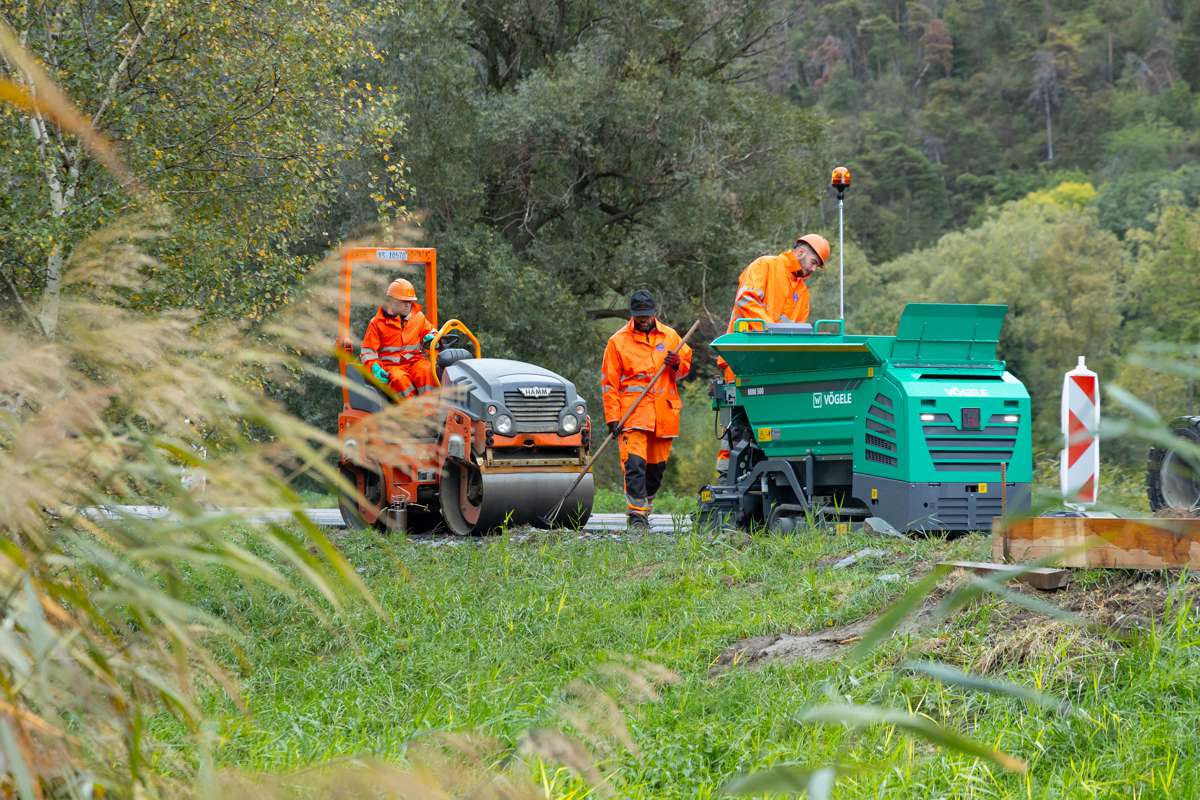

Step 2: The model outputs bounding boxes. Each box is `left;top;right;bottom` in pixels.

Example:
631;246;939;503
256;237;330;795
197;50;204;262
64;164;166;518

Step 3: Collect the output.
868;367;874;377
758;427;773;441
835;522;850;535
870;488;879;500
699;489;714;503
978;483;988;493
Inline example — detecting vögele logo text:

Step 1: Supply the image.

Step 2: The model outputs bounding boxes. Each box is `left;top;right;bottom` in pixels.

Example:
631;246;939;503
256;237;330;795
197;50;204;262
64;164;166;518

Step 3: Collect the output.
813;391;853;409
945;387;989;397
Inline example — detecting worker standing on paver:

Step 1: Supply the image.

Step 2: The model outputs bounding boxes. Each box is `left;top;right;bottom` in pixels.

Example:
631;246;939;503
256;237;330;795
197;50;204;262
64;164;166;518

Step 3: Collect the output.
602;290;694;531
360;278;435;398
715;234;830;475
726;234;829;340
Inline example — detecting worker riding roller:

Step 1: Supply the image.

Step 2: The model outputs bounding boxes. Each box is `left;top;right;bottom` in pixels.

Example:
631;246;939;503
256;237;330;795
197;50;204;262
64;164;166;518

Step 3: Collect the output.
716;234;831;474
602;290;694;531
359;278;436;399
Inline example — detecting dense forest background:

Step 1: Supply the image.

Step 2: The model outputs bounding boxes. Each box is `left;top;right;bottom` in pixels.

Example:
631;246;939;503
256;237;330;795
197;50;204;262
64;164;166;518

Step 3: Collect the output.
3;0;1198;493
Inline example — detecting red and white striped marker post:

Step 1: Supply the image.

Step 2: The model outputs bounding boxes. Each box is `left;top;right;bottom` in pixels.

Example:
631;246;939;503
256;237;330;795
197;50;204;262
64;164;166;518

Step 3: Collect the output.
1061;356;1100;508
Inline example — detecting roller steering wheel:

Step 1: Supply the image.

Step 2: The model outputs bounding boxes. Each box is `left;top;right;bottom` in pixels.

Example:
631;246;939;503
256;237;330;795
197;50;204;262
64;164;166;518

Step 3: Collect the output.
427;319;482;387
435;331;467;351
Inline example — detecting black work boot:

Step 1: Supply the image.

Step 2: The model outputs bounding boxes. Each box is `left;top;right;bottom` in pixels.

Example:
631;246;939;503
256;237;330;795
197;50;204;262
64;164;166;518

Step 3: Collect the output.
626;512;651;532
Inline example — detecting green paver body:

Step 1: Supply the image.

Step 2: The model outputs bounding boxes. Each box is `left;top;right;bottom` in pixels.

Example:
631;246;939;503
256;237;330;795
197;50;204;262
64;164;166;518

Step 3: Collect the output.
703;303;1033;531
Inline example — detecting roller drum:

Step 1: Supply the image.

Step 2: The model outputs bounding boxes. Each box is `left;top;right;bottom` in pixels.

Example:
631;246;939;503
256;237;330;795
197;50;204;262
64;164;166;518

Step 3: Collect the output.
441;462;594;535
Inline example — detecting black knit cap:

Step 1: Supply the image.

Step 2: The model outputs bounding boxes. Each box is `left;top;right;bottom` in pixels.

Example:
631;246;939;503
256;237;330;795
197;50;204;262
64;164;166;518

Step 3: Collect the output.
629;289;657;316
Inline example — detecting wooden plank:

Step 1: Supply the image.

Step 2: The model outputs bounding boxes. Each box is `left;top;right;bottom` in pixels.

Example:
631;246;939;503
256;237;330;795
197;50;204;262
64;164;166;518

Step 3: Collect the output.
939;560;1071;590
993;516;1200;569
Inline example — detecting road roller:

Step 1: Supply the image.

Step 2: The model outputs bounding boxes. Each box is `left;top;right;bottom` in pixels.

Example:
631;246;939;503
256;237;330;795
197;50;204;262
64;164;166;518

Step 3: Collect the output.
698;303;1034;533
335;246;594;534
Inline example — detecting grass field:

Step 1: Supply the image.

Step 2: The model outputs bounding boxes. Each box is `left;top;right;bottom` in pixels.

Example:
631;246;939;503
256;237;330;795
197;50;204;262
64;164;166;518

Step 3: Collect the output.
170;517;1200;798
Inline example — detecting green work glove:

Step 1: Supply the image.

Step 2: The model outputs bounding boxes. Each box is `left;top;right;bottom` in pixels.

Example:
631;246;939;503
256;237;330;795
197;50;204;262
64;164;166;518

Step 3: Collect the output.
371;363;389;384
422;332;436;349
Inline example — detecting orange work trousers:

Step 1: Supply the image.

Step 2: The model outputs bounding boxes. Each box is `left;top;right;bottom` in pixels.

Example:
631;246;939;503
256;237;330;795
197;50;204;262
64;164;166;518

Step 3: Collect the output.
617;429;674;514
383;359;435;398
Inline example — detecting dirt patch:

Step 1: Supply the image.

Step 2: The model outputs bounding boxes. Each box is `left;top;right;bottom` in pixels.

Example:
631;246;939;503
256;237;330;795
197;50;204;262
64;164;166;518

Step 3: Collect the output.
1053;573;1183;630
938;570;1194;677
714;569;1196;676
624;561;664;580
710;603;939;675
719;574;764;589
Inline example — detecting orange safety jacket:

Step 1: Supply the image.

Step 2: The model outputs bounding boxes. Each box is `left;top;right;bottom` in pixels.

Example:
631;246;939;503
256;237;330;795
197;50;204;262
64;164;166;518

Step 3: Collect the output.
726;249;811;332
359;305;435;369
601;319;693;438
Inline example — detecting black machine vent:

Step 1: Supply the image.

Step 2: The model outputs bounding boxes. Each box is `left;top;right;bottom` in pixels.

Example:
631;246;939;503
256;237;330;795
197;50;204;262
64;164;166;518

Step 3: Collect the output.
868;404;895;423
503;389;567;430
865;394;899;466
865;433;895;452
865;448;898;467
935;495;1003;529
923;409;1016;473
866;418;896;438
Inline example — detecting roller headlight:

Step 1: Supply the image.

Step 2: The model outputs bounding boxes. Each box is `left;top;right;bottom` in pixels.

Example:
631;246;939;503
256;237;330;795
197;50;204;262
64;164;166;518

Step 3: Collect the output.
574;403;586;416
560;413;579;434
494;414;514;435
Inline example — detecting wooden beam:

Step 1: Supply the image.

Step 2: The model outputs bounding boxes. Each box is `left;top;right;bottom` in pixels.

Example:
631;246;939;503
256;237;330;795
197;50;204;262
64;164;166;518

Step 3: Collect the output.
939;560;1072;591
993;516;1200;569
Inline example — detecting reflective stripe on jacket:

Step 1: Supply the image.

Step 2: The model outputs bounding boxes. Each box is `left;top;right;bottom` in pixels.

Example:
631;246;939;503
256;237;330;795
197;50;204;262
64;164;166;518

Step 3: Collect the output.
726;249;811;332
600;319;693;438
360;305;434;368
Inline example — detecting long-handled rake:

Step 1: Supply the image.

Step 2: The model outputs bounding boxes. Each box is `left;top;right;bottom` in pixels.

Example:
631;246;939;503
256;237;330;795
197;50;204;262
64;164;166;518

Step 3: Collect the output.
543;319;702;527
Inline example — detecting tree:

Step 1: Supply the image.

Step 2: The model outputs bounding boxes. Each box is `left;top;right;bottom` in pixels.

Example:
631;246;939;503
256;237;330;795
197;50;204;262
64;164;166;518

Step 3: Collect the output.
919;18;954;79
1029;48;1063;161
0;0;402;334
857;187;1126;444
1180;0;1200;89
1126;205;1200;344
356;0;827;391
1096;165;1200;237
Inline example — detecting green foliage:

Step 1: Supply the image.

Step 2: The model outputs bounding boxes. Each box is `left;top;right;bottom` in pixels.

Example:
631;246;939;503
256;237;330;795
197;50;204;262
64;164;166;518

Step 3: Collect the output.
1102;117;1192;177
1116;206;1200;424
0;213;389;795
1025;180;1097;209
786;0;1200;261
166;525;1200;797
856;190;1126;445
1095;165;1200;237
0;0;405;328
345;0;827;392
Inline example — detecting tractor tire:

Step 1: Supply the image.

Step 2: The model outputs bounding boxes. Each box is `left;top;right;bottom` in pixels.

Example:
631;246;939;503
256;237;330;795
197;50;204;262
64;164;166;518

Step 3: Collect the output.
1147;416;1200;513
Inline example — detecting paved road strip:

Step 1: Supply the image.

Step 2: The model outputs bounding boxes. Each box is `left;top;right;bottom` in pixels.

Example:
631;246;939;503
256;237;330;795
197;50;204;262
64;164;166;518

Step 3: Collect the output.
86;506;690;534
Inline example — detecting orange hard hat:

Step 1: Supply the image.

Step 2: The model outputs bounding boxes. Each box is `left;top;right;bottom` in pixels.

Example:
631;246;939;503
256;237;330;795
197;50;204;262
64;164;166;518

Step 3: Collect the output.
795;233;831;266
386;278;417;301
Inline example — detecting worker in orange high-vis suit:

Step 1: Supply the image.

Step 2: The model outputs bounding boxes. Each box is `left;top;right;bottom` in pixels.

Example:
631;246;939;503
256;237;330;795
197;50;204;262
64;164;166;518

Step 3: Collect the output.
359;278;435;399
715;234;830;475
601;290;693;531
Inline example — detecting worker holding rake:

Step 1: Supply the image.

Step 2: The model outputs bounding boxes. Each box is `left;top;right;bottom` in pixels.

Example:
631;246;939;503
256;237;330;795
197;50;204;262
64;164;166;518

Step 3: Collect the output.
359;278;436;398
601;290;693;531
